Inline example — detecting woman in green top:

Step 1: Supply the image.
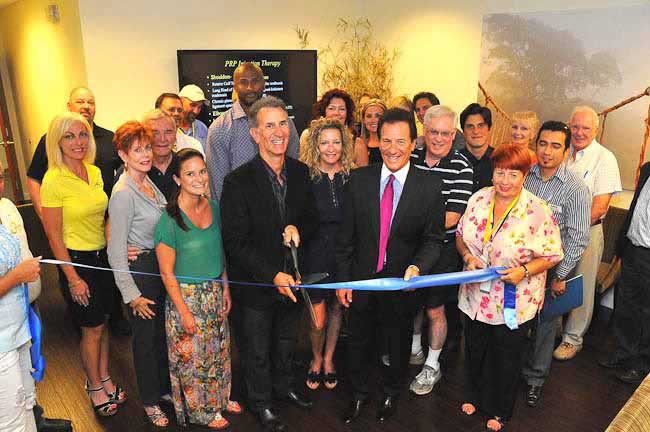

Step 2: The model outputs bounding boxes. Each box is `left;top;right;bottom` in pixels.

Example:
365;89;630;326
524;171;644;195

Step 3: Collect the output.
154;148;241;430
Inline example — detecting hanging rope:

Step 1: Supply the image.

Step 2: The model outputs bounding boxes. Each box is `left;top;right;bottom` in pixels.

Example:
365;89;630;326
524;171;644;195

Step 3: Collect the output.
478;82;512;148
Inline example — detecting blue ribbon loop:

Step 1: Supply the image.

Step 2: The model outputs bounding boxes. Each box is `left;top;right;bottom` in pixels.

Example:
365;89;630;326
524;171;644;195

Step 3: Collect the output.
23;283;45;382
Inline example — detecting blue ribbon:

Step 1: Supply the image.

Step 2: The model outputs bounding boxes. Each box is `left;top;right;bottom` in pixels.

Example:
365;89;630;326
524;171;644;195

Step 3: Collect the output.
503;283;518;330
41;258;504;291
23;283;45;382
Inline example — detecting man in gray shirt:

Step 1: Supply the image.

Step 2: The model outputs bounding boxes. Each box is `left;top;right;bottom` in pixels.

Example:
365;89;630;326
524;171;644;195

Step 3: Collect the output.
206;62;300;198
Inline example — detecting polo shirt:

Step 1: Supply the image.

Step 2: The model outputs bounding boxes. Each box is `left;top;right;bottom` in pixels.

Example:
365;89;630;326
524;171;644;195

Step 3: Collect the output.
27;124;120;198
412;148;473;241
460;145;494;192
175;131;205;156
40;162;108;251
567;139;622;202
147;153;179;201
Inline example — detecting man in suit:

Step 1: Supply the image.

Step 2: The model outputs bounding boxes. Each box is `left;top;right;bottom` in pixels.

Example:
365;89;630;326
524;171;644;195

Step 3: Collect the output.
599;162;650;384
336;108;446;424
221;96;318;432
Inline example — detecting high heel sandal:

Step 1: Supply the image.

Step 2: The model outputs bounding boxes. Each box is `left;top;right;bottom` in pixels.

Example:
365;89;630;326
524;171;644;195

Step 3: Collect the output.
225;400;243;414
86;386;118;417
101;376;128;404
207;412;230;430
145;405;169;428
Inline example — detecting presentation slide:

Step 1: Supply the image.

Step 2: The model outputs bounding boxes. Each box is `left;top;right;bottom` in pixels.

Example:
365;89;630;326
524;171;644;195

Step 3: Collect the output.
177;50;317;132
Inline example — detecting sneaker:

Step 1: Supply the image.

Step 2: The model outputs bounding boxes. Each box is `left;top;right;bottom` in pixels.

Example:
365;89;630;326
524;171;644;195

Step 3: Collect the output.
381;354;390;367
553;342;581;361
409;365;441;395
409;350;426;365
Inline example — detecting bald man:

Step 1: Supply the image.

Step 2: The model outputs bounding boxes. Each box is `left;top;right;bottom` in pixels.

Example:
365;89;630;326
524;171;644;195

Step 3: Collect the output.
26;87;121;218
205;62;300;199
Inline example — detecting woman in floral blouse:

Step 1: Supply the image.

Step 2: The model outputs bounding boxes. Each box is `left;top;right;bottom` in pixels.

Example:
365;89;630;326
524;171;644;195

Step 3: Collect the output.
455;144;563;432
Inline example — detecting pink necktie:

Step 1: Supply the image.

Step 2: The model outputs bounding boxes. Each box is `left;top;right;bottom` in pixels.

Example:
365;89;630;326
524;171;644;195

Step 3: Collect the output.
376;174;395;273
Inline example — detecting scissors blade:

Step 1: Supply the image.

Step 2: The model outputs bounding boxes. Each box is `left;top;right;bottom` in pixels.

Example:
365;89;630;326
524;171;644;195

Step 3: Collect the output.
289;240;318;326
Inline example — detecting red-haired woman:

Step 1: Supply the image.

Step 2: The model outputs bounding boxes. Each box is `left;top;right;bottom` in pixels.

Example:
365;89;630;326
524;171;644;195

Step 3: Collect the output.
455;144;563;431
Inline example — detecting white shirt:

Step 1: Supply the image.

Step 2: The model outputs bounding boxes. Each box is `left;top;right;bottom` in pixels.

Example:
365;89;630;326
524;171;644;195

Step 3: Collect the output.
175;131;205;157
627;179;650;249
567;139;622;198
380;161;410;224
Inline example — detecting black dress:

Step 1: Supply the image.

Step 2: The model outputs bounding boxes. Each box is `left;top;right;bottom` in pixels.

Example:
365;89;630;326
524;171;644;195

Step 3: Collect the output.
368;147;382;165
303;171;348;303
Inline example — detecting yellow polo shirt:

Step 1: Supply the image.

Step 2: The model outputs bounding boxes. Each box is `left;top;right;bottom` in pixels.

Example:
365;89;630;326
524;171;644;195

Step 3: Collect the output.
41;162;108;251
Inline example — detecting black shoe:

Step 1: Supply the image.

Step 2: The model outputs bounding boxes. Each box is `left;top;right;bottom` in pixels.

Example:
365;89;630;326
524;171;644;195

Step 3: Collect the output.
36;417;73;432
526;385;543;407
257;408;287;432
282;390;313;409
617;368;647;384
598;352;626;369
376;395;398;423
342;399;365;424
110;318;132;336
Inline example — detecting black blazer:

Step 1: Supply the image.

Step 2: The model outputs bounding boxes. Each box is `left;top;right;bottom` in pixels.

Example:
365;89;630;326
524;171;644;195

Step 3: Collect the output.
336;164;446;282
221;155;319;309
616;162;650;257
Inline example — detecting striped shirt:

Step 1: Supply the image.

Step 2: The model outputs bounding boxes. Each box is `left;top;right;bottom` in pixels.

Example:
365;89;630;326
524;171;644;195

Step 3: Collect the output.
412;148;473;241
524;163;591;279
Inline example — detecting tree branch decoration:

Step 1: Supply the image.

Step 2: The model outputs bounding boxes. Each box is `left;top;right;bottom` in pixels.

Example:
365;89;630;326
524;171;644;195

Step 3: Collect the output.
296;18;399;102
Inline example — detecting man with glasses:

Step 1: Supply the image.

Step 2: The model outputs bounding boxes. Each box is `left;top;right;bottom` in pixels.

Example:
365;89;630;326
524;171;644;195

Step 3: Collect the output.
409;105;473;395
459;103;494;192
553;106;622;361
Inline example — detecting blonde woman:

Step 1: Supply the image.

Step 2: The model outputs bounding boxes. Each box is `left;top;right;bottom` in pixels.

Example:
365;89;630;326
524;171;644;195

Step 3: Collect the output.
302;118;354;390
41;112;125;416
355;98;387;167
510;111;540;164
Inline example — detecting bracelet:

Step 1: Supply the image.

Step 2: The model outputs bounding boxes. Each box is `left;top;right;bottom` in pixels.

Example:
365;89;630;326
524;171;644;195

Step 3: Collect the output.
522;265;530;278
462;252;472;262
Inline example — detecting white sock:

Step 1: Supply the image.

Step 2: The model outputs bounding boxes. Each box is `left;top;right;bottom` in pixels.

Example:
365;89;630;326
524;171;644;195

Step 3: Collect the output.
425;347;441;370
411;333;422;354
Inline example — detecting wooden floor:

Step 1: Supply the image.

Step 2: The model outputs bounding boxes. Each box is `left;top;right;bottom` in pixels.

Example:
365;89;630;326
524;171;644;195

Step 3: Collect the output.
32;257;636;432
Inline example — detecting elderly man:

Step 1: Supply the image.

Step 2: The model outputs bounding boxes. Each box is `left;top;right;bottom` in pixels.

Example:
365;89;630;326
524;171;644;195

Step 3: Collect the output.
459;103;494;192
155;92;204;156
336;108;445;424
412;92;465;152
141;109;179;200
221;96;317;432
206;62;299;199
600;161;650;383
178;84;209;148
408;105;473;395
553;106;622;361
522;120;591;406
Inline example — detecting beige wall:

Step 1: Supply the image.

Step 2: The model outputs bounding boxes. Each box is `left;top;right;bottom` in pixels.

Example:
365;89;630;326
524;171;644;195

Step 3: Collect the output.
0;0;87;190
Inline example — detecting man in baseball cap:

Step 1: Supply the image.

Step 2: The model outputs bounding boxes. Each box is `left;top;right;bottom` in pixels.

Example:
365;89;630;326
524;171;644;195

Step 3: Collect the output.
179;84;209;148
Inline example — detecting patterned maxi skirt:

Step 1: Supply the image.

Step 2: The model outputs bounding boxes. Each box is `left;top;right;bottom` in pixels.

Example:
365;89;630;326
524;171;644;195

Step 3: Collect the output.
165;280;231;426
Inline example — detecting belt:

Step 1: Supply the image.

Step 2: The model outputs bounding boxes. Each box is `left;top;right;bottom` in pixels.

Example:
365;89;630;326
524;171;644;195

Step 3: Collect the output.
67;248;106;257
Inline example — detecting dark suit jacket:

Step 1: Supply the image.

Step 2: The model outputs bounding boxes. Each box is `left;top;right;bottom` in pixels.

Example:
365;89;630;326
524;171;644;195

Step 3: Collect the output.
617;162;650;257
221;155;319;309
336;164;445;283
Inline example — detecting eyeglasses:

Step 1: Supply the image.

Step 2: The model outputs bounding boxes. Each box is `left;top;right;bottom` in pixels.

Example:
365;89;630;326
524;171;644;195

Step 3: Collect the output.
426;129;453;139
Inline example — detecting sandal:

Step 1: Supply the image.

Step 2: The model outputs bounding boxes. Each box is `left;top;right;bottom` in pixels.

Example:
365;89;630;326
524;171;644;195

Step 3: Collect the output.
101;376;128;404
86;386;118;417
323;371;338;390
461;402;476;416
306;369;322;390
225;400;243;414
208;412;230;430
145;405;169;428
487;417;505;431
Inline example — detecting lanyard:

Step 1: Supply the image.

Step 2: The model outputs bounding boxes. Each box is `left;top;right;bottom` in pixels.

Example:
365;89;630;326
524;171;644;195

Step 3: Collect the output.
482;191;521;246
179;122;195;137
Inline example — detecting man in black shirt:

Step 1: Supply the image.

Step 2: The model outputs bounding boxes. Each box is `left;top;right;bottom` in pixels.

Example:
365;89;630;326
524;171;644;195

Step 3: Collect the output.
459;103;494;192
141;109;179;200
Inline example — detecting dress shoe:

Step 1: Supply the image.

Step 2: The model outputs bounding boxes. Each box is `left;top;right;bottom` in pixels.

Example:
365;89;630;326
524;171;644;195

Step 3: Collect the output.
342;399;365;424
36;417;73;432
598;351;626;369
282;390;313;409
257;408;287;432
526;384;543;407
617;368;648;384
376;395;398;423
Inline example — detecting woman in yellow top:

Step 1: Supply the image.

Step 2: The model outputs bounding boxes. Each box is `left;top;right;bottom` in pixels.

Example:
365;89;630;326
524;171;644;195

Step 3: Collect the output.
41;112;126;417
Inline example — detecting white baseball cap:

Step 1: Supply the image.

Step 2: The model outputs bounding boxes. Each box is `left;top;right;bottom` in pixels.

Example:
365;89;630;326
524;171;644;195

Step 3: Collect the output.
179;84;208;105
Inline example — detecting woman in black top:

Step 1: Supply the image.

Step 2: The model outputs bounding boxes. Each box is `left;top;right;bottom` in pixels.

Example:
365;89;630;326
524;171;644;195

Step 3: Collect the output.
301;118;354;390
355;98;386;167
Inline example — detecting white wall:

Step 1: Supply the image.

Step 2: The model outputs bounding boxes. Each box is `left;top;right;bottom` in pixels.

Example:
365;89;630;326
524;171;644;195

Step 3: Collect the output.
79;0;647;130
